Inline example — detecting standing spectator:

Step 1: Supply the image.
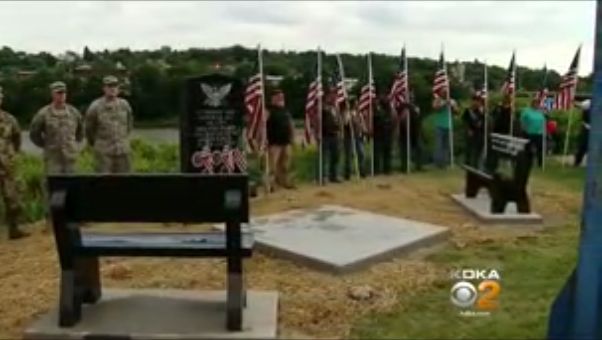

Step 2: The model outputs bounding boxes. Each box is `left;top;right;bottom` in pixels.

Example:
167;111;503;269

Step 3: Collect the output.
0;86;27;239
321;89;341;183
520;97;546;167
396;92;423;171
373;96;394;175
85;75;134;173
574;99;591;167
29;81;84;174
343;99;367;179
462;94;486;167
546;117;559;155
432;88;460;169
266;89;295;190
491;94;513;135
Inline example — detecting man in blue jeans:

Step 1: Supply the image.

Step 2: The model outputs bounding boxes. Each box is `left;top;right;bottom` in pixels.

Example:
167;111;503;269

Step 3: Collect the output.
432;88;459;168
520;97;546;168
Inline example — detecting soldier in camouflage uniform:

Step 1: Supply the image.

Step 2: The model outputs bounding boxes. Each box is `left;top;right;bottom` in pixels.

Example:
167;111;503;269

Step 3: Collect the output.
85;75;133;173
29;81;84;173
0;86;27;239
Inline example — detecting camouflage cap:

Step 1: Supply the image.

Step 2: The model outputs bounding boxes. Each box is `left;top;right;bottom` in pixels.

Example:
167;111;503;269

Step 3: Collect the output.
49;81;67;92
103;75;119;86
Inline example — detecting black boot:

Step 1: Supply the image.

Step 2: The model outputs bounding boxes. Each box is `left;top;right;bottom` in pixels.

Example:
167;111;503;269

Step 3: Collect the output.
7;211;27;240
8;222;27;240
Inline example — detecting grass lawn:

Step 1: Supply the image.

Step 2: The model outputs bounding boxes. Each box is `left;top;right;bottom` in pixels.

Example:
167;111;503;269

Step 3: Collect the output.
351;164;585;339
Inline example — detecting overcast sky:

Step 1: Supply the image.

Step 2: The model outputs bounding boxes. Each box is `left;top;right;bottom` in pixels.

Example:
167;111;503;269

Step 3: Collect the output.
0;1;595;75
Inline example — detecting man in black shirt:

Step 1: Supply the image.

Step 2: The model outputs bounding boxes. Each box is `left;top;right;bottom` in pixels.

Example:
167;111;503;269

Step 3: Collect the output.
486;94;515;171
574;99;591;167
266;89;295;190
321;89;342;183
396;92;423;172
462;94;486;167
373;96;394;175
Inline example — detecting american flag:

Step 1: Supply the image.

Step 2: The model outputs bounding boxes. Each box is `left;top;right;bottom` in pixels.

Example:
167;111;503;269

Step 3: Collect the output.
244;55;266;152
195;144;214;174
304;71;322;145
231;148;247;172
335;54;348;110
554;47;581;111
534;64;549;110
358;55;375;112
389;47;409;107
432;51;449;96
221;145;235;173
501;52;516;96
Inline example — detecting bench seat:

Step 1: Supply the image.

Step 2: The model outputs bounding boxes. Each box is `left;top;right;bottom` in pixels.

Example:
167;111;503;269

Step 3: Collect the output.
78;232;254;257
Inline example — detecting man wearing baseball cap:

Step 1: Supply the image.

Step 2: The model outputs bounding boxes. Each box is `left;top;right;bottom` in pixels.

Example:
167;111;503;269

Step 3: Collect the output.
29;81;84;174
85;75;134;173
265;87;295;190
0;86;27;239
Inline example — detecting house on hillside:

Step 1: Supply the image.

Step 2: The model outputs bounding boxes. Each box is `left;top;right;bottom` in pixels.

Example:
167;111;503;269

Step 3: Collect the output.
344;78;358;91
450;60;466;83
74;63;93;75
16;70;36;79
266;74;284;86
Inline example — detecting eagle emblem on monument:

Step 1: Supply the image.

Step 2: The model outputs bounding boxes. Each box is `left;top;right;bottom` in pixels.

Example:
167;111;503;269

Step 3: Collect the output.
200;83;232;107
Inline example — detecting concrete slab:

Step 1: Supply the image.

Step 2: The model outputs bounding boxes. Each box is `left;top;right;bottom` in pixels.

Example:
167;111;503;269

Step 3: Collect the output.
217;205;449;274
451;194;543;224
24;289;278;340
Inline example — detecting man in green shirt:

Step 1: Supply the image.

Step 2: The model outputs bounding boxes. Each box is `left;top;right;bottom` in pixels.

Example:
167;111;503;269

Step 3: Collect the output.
520;97;546;167
432;88;459;168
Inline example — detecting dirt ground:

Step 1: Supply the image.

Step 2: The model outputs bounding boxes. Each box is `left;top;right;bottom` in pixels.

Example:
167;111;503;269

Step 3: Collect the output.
0;172;580;339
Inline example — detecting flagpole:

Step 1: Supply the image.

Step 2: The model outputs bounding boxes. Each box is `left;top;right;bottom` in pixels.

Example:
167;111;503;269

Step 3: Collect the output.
509;50;517;137
404;45;411;174
337;54;361;180
258;45;270;194
317;47;324;185
562;45;582;167
563;109;575;167
542;63;548;171
483;61;489;162
368;53;375;177
442;45;454;168
543;117;547;170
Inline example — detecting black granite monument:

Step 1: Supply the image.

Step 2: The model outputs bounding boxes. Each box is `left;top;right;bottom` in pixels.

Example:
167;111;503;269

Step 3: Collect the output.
181;74;246;174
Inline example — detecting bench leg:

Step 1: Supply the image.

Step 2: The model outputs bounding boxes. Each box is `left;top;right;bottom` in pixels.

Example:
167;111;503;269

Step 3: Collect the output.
226;222;243;331
489;181;507;214
59;270;81;327
516;189;531;213
76;257;102;304
465;173;478;198
227;256;243;331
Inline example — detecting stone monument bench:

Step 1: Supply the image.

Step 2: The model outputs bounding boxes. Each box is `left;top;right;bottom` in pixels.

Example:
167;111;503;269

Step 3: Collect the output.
463;133;533;214
47;173;252;331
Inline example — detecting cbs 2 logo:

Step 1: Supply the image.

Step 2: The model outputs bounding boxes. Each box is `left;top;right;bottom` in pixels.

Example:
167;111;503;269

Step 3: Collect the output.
450;280;501;310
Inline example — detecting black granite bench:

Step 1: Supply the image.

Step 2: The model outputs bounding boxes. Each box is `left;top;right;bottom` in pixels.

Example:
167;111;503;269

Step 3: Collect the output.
47;173;252;331
463;133;533;213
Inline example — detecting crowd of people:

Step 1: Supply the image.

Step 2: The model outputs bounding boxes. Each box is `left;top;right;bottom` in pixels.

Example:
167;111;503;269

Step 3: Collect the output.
0;76;134;239
0;77;591;239
262;85;592;191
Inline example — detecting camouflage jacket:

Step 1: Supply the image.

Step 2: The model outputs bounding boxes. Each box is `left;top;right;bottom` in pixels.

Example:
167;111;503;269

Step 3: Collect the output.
85;97;133;155
29;104;83;161
0;110;21;175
